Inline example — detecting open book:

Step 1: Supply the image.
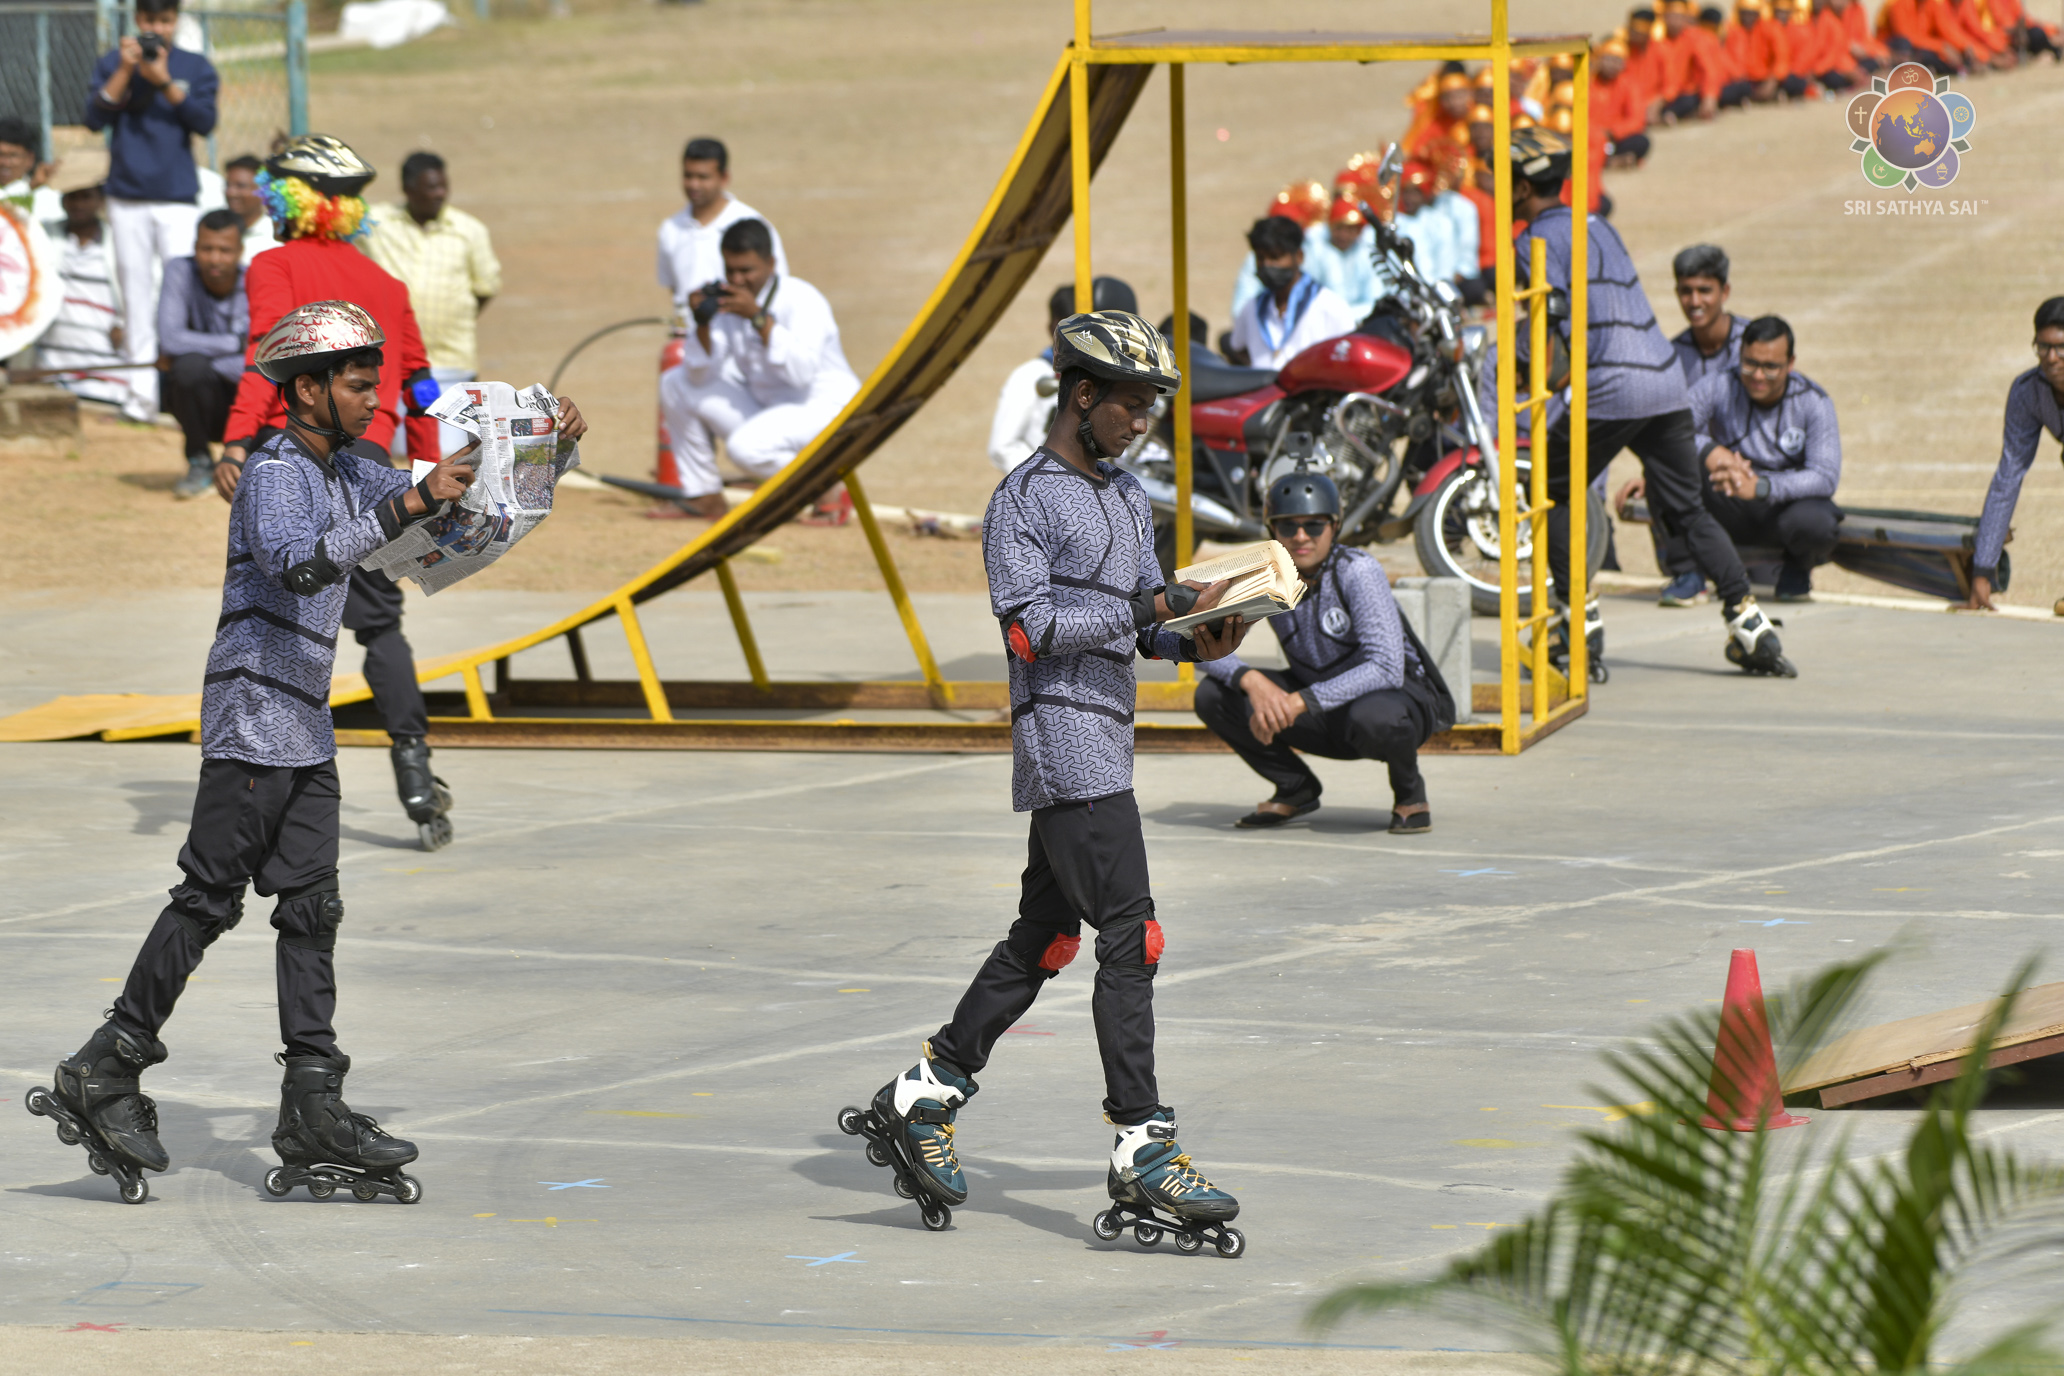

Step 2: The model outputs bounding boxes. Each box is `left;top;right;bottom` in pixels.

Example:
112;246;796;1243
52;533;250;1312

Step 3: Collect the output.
1163;540;1305;634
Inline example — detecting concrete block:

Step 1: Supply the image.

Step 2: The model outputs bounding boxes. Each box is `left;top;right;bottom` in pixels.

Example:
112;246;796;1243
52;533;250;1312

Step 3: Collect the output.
1394;575;1472;722
0;383;80;438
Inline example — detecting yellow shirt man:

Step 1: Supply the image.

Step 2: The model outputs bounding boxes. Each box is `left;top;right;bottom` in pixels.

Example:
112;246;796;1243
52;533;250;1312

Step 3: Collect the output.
360;153;501;375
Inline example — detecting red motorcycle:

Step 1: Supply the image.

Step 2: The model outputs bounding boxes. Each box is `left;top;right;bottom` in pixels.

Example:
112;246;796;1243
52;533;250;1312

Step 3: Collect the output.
1122;178;1605;615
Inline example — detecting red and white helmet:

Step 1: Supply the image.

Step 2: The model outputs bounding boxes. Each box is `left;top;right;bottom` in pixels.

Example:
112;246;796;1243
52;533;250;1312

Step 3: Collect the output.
253;300;385;384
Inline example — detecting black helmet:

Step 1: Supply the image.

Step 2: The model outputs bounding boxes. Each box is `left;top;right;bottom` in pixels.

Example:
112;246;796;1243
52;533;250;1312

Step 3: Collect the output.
1510;127;1572;186
1048;276;1139;322
1265;469;1341;522
1051;309;1182;397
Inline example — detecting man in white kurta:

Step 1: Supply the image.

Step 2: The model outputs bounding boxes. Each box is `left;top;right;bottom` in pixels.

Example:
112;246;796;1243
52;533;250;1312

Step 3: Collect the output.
1226;215;1358;372
659;217;857;513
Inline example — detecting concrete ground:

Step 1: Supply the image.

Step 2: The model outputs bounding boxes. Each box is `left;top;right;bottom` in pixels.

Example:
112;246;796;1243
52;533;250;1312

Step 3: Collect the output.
5;588;2064;1371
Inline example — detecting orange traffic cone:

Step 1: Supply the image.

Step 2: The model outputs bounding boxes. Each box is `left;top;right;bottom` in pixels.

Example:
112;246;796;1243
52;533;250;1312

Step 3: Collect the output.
1699;949;1809;1131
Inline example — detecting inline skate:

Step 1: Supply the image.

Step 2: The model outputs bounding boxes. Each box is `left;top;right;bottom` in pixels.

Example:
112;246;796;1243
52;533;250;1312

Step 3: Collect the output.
264;1053;422;1203
1092;1110;1245;1258
24;1019;169;1205
836;1044;974;1232
391;737;452;852
1723;595;1797;677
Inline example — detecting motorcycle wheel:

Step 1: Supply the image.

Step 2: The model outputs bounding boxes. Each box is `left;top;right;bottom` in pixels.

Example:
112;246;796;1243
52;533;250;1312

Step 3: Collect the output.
1413;464;1610;618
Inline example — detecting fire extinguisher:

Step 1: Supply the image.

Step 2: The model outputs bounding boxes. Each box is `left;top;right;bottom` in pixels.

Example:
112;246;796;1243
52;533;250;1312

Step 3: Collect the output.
656;327;686;488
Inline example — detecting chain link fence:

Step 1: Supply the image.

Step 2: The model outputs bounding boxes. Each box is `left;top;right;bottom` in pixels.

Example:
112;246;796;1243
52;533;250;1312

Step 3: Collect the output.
0;0;304;168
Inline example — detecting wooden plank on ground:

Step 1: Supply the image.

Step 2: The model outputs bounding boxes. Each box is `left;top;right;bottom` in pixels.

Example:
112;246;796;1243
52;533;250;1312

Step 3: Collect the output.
1785;980;2064;1106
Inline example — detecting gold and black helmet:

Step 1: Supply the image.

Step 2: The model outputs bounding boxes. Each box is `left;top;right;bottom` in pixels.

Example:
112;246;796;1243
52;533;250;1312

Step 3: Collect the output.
1050;309;1182;396
266;134;376;197
1509;126;1573;184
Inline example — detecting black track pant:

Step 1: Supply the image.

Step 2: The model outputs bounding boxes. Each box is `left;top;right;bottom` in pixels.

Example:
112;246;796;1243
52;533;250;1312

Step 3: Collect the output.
1545;409;1750;606
163;353;234;460
111;759;346;1058
1192;670;1435;807
343;569;428;740
1612;131;1652;161
927;790;1161;1124
1657;490;1838;579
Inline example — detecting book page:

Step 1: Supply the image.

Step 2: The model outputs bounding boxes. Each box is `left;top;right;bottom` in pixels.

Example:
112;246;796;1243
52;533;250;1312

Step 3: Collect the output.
1174;540;1275;586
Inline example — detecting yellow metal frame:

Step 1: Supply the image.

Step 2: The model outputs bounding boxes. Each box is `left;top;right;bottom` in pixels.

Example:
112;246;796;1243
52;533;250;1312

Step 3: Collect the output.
2;1;1592;756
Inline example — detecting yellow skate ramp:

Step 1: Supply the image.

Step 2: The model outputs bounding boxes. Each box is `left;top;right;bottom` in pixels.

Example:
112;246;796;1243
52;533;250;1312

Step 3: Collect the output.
0;53;1156;745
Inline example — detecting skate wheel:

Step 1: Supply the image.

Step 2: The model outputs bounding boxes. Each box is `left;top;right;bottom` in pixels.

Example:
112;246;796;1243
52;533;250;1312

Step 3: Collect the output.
87;1153;109;1176
119;1176;148;1205
1215;1227;1246;1258
24;1087;51;1117
1092;1209;1123;1242
353;1183;380;1202
395;1175;423;1205
263;1168;291;1197
1134;1223;1162;1247
1175;1232;1203;1254
1590;661;1609;684
418;816;453;852
308;1180;336;1200
56;1122;81;1146
865;1141;890;1168
836;1106;866;1136
920;1202;952;1232
892;1174;915;1200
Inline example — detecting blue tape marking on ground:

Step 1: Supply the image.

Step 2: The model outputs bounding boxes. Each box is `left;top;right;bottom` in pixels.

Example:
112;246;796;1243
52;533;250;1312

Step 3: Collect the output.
1739;919;1808;928
785;1252;865;1267
1439;868;1513;877
539;1179;609;1190
483;1308;1499;1351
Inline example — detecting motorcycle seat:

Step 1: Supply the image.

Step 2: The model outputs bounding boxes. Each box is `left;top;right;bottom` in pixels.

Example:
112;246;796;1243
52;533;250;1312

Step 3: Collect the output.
1187;361;1278;402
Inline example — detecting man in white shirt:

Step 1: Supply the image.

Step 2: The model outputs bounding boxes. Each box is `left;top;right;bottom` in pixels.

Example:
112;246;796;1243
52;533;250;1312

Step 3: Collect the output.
1394;162;1461;289
1301;198;1387;321
1225;215;1358;371
988;277;1136;475
655;136;788;318
659;218;859;519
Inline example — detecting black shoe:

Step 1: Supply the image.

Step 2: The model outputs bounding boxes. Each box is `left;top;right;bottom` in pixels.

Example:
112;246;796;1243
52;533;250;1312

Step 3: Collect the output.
1235;796;1319;829
1389;807;1432;834
1774;564;1814;602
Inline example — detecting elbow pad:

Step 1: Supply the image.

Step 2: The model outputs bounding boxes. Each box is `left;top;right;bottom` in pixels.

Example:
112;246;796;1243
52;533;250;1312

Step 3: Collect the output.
283;539;344;596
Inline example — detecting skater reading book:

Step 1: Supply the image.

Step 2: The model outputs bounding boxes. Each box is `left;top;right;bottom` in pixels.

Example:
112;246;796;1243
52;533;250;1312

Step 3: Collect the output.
1164;539;1305;634
24;301;588;1206
838;308;1252;1257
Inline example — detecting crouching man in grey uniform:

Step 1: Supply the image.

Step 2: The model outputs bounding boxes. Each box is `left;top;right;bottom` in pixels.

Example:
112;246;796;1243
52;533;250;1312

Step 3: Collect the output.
1195;470;1456;834
848;309;1254;1248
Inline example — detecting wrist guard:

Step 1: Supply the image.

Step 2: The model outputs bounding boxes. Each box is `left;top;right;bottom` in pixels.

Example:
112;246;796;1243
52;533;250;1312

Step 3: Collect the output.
376;479;447;539
283;539;343;596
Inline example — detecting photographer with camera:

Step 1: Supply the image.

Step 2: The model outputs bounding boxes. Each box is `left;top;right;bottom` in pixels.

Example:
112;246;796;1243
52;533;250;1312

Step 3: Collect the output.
84;0;218;426
658;217;857;520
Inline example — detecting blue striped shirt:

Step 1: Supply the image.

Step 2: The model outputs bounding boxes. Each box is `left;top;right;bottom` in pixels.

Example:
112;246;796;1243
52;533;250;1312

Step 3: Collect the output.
1201;548;1415;708
1688;369;1842;503
1974;368;2064;576
1518;206;1689;422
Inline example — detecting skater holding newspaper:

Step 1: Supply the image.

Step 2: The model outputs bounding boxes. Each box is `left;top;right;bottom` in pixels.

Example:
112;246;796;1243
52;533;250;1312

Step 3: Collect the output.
24;301;587;1206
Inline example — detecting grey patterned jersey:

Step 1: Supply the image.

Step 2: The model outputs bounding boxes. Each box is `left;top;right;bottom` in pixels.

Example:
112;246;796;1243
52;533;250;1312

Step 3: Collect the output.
202;432;413;766
1974;367;2064;576
985;448;1191;812
1671;315;1745;386
1202;548;1416;708
1689;368;1842;503
1518;205;1689;422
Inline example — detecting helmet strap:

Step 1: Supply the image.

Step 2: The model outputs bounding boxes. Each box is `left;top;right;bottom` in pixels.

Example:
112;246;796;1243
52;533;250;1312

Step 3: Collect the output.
1074;379;1117;460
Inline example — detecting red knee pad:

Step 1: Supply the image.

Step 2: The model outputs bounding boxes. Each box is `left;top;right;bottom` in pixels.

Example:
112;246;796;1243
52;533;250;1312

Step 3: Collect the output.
1039;934;1080;971
1144;920;1164;965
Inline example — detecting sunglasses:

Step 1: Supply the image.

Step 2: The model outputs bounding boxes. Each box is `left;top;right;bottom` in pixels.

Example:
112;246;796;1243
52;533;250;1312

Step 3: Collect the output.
1271;518;1332;539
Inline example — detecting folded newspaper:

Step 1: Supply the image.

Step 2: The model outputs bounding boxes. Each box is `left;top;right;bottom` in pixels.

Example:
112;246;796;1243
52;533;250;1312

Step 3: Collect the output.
359;382;578;594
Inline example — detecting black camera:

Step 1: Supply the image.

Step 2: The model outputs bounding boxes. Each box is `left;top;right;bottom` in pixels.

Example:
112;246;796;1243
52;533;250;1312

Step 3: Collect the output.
690;280;727;326
137;32;164;61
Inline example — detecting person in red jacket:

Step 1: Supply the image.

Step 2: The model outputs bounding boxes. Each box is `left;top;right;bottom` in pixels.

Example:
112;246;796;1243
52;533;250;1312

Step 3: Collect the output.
1881;0;1978;72
212;135;457;852
1803;0;1875;88
1624;8;1670;125
1990;0;2061;58
1838;0;1894;65
1596;36;1653;165
1954;0;2017;64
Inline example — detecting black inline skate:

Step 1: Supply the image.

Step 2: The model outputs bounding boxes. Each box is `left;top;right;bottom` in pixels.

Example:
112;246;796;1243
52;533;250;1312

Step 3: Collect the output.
24;1018;169;1205
1092;1110;1245;1258
1545;598;1609;684
391;737;453;852
264;1053;423;1203
835;1044;974;1232
1723;595;1797;677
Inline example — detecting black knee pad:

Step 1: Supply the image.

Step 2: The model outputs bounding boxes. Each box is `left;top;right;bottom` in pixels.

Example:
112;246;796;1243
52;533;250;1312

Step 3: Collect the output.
272;880;343;954
1004;918;1082;980
167;880;245;948
1095;914;1164;973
